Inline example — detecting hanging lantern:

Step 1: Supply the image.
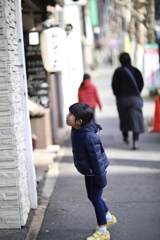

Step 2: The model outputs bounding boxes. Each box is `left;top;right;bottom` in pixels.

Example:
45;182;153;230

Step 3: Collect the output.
40;27;66;72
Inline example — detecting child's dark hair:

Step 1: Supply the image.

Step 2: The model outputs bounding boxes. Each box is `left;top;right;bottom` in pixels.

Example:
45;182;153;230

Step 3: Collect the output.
69;102;102;130
80;73;91;87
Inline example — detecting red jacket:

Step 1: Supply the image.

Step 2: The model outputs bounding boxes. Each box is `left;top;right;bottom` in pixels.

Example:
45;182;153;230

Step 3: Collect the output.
78;79;102;110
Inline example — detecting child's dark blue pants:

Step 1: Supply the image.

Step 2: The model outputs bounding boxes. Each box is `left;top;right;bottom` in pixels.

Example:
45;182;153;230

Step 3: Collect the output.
85;175;109;226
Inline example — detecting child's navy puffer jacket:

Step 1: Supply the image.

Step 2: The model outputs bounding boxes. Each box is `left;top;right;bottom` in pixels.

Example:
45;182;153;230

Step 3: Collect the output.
71;121;109;188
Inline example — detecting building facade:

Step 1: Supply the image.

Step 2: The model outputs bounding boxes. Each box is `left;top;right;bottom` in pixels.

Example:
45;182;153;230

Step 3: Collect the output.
0;0;37;228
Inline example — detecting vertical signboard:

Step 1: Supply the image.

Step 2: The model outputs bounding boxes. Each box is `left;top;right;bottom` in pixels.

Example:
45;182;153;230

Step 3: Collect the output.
144;43;160;90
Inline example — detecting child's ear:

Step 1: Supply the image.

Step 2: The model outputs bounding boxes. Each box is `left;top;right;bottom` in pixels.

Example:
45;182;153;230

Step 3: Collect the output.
76;119;82;125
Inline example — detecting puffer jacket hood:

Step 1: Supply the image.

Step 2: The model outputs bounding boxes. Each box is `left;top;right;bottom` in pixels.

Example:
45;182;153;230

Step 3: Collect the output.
72;119;98;134
71;121;109;188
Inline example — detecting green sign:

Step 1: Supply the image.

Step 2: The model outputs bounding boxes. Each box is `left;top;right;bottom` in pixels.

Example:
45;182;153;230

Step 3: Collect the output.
89;0;99;26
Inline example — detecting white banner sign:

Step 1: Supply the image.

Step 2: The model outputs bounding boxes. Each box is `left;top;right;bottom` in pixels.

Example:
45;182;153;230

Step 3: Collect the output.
40;27;66;72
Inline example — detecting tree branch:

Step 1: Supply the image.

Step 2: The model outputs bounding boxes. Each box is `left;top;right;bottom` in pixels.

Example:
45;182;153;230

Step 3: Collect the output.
112;0;145;22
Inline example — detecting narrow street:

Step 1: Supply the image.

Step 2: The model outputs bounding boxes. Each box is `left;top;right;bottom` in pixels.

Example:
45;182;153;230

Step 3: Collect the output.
36;64;160;240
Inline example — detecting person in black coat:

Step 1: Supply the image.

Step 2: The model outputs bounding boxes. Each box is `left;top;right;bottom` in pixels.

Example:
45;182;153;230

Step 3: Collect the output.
111;52;144;149
66;102;117;240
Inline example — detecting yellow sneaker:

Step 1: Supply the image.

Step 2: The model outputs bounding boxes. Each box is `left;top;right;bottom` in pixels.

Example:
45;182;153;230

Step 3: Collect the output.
96;215;117;230
86;230;110;240
106;215;117;228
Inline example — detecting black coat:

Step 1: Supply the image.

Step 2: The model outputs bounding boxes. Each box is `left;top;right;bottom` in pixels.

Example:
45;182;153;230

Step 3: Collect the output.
112;65;144;98
71;121;109;188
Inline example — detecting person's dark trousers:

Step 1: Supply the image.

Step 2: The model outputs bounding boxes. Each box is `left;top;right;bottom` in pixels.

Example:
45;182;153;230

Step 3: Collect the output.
133;132;139;141
123;131;129;144
123;131;128;139
123;131;139;141
132;132;139;149
85;176;108;226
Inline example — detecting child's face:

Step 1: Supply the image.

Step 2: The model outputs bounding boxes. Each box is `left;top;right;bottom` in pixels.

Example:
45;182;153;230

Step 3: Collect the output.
66;112;82;129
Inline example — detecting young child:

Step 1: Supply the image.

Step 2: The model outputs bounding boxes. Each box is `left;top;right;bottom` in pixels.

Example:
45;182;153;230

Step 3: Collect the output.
78;73;102;121
66;102;117;240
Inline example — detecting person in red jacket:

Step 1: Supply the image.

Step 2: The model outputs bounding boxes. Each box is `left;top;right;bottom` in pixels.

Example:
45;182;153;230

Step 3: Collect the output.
78;73;102;120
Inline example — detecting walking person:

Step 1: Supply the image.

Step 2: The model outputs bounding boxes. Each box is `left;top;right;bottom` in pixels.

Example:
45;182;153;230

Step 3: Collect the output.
111;52;144;150
66;102;117;240
78;73;102;120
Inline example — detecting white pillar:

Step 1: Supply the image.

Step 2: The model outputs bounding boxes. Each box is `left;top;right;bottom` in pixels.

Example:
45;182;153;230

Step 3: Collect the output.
15;0;37;209
63;5;84;107
0;0;34;228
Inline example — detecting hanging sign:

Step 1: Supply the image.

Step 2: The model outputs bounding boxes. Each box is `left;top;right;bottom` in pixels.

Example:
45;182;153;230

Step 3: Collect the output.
40;27;66;72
